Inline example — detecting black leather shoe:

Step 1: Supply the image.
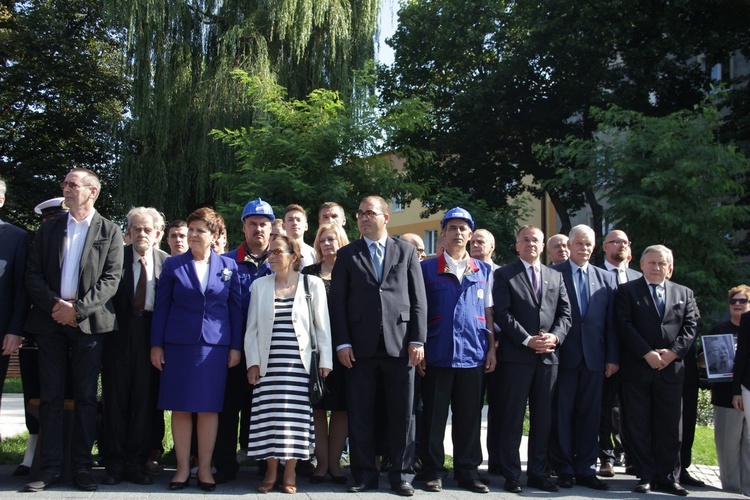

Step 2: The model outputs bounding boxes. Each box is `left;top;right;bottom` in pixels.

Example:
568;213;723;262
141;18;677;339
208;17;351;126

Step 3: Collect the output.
393;481;415;496
102;472;122;485
13;465;31;477
577;475;609;490
73;471;98;491
310;474;326;484
198;479;216;492
349;481;378;493
503;478;523;493
557;474;574;488
679;472;705;487
527;476;559;492
635;479;652;493
330;474;348;485
424;478;442;492
458;479;490;493
24;473;61;492
657;482;689;496
169;478;190;490
127;470;153;485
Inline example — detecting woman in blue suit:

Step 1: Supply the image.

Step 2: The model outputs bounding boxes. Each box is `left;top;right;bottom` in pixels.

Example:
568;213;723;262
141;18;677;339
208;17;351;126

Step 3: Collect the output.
151;207;242;491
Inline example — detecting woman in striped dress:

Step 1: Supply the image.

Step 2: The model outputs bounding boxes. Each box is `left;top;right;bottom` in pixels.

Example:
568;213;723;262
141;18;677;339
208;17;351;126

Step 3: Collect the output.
245;235;333;494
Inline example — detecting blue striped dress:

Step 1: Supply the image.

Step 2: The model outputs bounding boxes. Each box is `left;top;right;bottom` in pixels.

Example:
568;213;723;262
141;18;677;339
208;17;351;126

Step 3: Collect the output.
247;297;314;460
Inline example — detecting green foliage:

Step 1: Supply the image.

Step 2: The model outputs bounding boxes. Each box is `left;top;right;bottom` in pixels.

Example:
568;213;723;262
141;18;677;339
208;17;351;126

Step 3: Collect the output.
696;388;714;427
0;0;127;228
211;68;419;246
113;0;381;222
539;101;750;315
380;0;750;239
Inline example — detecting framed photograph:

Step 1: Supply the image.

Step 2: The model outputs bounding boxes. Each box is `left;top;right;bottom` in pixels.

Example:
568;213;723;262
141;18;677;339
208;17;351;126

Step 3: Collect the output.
702;334;735;380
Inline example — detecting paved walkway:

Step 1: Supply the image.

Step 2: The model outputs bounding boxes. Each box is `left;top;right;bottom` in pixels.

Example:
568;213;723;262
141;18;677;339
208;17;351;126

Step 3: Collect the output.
0;393;736;498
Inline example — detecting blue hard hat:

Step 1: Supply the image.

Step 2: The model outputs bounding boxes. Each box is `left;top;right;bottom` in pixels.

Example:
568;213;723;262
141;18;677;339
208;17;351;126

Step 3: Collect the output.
241;198;275;222
441;206;475;231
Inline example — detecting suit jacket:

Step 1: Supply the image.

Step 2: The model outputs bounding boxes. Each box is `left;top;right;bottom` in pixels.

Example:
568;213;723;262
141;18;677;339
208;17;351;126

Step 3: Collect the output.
151;249;242;350
493;258;572;365
616;277;698;383
0;219;29;336
244;273;332;376
330;237;427;358
112;245;168;331
551;261;618;371
25;212;123;334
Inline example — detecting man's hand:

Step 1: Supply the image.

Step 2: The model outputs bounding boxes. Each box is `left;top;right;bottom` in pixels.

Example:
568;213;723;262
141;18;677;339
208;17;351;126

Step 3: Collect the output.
337;347;355;369
408;344;424;367
51;299;78;327
605;363;620;378
528;333;556;354
150;346;165;371
656;349;678;369
484;348;497;373
228;349;241;368
416;360;426;377
643;350;663;369
2;334;21;356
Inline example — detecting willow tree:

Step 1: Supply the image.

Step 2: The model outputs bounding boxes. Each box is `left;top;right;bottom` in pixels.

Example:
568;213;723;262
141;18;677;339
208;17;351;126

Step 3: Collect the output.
113;0;380;221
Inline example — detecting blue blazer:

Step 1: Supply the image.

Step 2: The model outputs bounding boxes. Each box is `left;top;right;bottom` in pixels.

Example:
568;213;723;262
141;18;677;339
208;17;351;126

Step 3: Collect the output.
151;249;242;350
551;260;618;371
0;219;28;336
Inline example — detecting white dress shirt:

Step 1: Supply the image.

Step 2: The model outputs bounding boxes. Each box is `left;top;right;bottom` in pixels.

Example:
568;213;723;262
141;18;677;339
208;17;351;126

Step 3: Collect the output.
60;210;96;300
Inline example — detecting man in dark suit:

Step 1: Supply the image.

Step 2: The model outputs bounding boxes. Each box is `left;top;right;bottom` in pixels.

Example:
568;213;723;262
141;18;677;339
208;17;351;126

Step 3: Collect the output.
550;225;617;490
598;229;641;477
0;177;29;429
101;207;167;486
617;245;697;496
330;195;427;497
489;225;571;493
24;168;123;492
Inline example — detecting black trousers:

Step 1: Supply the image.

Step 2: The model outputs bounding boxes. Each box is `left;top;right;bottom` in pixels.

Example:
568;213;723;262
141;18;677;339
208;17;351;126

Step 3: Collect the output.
213;357;250;476
621;377;682;484
419;365;484;481
347;354;416;487
681;382;699;470
36;327;105;473
487;361;557;480
101;313;158;475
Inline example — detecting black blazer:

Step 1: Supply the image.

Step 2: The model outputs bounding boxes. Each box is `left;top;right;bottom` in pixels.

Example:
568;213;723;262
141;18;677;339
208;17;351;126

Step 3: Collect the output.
616;277;698;383
493;258;572;365
733;311;750;396
330;237;427;358
0;219;29;336
25;212;123;334
113;245;168;330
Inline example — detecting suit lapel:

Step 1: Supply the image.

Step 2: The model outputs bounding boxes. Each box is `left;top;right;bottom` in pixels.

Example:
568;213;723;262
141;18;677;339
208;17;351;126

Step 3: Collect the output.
78;213;100;272
381;237;397;283
184;251;203;293
560;262;580;319
124;248;135;305
55;216;66;269
205;250;222;296
356;238;379;282
638;278;661;319
517;259;539;305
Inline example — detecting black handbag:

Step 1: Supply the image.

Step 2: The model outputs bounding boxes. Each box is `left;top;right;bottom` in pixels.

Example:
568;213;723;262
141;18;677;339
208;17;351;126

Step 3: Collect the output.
304;274;328;404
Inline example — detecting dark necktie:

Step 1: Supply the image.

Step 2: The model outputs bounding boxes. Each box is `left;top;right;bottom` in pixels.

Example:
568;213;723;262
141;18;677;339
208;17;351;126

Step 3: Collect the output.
650;283;665;318
577;268;589;317
531;265;541;301
612;267;626;285
134;257;147;310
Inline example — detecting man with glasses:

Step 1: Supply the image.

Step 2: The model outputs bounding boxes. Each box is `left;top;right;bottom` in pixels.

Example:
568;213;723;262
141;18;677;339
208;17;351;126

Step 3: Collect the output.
598;230;641;477
489;225;571;493
330;196;427;496
399;233;427;262
617;245;698;496
24;168;123;492
213;198;275;484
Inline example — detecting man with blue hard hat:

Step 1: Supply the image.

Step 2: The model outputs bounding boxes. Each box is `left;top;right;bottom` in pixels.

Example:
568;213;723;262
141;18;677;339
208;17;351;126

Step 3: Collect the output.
418;207;495;494
213;198;275;483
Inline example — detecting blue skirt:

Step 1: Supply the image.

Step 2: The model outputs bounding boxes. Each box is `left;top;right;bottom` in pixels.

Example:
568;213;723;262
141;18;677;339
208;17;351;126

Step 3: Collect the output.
158;339;228;413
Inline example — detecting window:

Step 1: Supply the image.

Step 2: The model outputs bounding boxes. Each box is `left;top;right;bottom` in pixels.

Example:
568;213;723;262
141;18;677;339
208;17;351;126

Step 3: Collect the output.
391;197;404;212
424;229;438;255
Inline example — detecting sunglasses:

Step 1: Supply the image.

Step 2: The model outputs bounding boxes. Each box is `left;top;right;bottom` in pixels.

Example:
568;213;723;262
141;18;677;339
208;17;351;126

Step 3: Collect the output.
729;298;748;305
268;248;291;256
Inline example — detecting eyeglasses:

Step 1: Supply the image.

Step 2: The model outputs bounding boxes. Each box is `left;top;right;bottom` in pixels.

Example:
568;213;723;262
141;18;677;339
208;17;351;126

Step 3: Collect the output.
604;239;630;247
268;248;291;256
356;210;383;220
60;181;91;190
729;298;749;305
517;237;541;245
